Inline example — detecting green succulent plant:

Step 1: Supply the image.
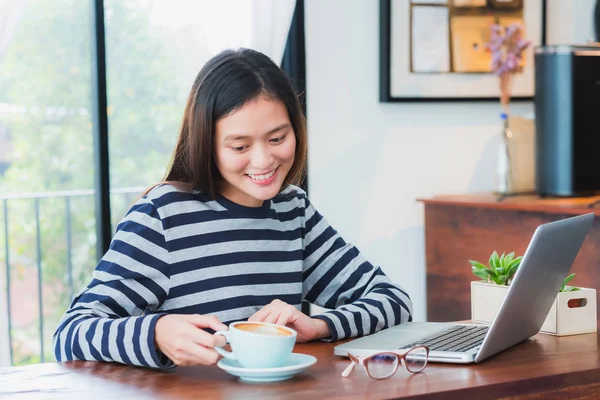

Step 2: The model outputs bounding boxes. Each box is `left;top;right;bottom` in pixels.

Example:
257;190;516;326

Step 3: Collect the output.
560;273;580;292
469;251;580;292
470;251;522;286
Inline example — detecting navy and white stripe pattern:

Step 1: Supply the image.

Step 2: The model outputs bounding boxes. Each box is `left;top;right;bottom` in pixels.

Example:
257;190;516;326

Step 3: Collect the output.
52;184;413;368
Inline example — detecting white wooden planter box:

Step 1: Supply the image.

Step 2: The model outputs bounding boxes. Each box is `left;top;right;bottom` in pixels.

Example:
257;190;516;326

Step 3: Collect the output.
471;281;597;336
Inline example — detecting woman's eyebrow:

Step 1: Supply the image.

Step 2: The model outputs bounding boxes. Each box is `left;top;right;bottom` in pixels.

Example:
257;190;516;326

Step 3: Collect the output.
223;123;291;142
265;123;291;135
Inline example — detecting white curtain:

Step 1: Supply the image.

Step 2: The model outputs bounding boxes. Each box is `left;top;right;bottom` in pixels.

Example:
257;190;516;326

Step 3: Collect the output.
250;0;297;65
152;0;296;65
0;0;25;64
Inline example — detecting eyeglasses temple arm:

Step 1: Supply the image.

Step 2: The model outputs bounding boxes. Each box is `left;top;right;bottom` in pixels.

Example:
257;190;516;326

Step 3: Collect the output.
341;360;357;377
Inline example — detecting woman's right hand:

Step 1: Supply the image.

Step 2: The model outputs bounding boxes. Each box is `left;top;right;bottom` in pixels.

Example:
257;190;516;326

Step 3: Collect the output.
155;314;228;367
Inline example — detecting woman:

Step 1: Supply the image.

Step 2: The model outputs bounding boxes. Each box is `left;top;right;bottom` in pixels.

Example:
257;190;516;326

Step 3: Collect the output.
52;48;413;369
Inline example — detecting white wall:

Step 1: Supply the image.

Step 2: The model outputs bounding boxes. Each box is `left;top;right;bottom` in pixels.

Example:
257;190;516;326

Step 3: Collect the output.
305;0;595;321
546;0;596;45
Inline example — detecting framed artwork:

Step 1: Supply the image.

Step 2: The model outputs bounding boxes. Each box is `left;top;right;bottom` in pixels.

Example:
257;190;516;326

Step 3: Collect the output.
379;0;546;102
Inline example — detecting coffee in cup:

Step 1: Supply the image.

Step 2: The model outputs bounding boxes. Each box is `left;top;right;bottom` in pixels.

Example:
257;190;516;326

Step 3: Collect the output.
235;322;293;336
214;321;297;368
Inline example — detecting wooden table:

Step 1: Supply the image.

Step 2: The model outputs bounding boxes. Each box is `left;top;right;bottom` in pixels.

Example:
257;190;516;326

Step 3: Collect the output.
3;333;600;399
418;193;600;325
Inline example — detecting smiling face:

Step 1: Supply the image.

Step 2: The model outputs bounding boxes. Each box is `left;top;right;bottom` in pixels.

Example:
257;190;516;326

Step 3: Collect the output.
214;95;297;207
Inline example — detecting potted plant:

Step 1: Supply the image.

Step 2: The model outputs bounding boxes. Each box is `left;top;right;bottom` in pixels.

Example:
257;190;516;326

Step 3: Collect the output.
470;251;597;336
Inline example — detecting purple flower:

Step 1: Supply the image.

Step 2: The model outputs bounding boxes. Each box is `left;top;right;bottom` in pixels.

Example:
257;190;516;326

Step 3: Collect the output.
487;23;530;76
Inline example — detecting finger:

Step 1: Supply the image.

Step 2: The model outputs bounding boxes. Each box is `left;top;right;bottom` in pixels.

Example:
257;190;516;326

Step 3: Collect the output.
178;345;221;366
167;343;213;367
214;335;227;347
248;298;284;322
248;306;272;322
263;310;282;324
207;316;228;332
171;350;196;367
188;326;227;348
275;309;294;326
188;314;227;331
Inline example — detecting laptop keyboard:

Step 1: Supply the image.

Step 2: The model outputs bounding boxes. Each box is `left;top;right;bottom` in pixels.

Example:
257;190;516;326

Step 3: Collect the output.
403;325;489;353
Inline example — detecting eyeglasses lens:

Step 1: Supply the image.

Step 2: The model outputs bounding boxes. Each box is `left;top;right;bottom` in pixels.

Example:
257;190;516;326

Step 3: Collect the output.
405;347;428;372
366;353;398;379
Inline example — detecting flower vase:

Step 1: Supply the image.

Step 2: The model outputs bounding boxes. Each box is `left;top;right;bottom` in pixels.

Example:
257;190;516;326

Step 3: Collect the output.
495;113;536;196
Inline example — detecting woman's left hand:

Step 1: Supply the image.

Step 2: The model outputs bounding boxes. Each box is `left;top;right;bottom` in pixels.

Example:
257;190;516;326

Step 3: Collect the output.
248;299;331;342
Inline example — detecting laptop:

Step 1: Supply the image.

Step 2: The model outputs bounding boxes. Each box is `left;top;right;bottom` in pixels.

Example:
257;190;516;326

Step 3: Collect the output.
334;212;595;364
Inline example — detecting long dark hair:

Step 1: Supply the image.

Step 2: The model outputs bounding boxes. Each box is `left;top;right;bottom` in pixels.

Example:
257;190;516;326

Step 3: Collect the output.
163;48;307;198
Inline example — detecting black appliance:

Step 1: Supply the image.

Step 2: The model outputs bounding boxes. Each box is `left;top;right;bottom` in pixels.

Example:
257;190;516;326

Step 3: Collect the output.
534;45;600;197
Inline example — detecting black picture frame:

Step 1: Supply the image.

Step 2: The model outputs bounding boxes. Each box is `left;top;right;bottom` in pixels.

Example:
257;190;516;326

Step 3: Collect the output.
379;0;547;102
595;0;600;41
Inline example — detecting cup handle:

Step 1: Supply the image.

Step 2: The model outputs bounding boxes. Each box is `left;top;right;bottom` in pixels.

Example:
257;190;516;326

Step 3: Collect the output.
213;330;235;360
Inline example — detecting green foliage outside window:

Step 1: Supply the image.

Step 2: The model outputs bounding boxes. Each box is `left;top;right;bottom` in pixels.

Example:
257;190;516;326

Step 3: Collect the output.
0;0;193;365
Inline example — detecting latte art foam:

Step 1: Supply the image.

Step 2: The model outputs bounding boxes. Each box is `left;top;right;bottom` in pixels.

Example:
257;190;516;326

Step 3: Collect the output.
236;323;293;336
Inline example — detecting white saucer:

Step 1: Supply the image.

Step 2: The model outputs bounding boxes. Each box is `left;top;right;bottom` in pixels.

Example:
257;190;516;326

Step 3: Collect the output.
217;353;317;383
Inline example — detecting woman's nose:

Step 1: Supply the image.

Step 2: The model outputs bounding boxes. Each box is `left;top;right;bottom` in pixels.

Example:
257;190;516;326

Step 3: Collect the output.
250;145;274;169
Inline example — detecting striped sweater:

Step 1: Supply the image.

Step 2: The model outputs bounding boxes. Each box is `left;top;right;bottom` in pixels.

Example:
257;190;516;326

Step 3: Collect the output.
52;184;413;369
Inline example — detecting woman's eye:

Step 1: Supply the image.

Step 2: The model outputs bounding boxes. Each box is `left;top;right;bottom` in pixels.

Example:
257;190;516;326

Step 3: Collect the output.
232;145;247;152
270;134;286;143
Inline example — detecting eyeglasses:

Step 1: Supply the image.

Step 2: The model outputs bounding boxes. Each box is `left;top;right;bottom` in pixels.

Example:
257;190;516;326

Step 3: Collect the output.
341;346;430;380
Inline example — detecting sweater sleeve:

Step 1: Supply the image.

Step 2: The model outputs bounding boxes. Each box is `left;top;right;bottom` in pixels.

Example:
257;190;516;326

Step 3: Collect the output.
300;194;413;342
52;197;174;369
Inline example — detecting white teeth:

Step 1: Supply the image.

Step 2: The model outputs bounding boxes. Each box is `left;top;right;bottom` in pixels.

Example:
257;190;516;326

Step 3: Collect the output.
248;169;276;181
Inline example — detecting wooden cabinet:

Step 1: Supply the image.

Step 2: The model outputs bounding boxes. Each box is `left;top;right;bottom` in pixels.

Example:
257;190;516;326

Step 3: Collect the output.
418;194;600;326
